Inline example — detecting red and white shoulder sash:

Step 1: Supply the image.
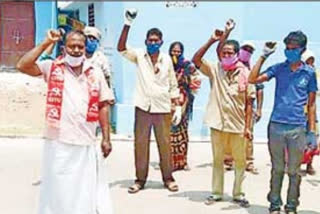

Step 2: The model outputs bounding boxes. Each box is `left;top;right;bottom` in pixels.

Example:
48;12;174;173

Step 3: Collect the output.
45;60;100;128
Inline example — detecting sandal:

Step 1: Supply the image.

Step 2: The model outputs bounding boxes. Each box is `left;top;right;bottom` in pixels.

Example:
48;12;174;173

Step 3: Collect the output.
224;160;234;171
204;195;222;205
128;183;144;194
164;181;179;192
246;162;259;174
183;165;191;171
233;196;250;208
250;167;259;175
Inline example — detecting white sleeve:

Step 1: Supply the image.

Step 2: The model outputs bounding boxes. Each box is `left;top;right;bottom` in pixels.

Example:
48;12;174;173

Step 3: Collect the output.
102;55;111;77
36;60;53;82
97;67;115;102
119;46;138;64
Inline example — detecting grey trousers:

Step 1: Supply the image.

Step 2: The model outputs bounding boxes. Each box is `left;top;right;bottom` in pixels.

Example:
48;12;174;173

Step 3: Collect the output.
267;122;306;212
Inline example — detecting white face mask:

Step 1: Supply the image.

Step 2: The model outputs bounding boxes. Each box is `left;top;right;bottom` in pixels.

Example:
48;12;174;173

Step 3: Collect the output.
64;53;85;67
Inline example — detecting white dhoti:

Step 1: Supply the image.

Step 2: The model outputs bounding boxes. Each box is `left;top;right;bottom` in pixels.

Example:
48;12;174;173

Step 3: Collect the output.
38;140;113;214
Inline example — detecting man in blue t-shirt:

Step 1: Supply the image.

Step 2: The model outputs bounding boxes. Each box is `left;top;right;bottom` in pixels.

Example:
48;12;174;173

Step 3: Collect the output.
248;31;318;214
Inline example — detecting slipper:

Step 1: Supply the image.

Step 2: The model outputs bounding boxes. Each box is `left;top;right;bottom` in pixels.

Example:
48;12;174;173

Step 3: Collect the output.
204;195;222;205
246;162;259;175
164;181;179;192
225;165;234;171
128;183;144;194
250;167;259;175
183;165;191;171
233;197;250;208
224;160;234;171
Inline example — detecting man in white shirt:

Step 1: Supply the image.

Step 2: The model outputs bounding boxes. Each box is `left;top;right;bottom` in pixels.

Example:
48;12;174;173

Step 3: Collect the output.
16;29;114;214
117;9;182;193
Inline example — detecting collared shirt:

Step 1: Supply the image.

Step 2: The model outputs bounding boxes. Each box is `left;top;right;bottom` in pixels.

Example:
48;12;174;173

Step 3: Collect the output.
87;49;114;89
120;47;179;113
199;60;256;134
36;59;114;146
264;61;318;125
87;49;111;78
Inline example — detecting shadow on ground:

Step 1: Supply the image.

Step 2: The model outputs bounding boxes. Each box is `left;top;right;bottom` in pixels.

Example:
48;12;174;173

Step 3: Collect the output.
168;191;236;203
168;193;320;214
306;179;320;187
109;179;165;190
246;204;320;214
168;190;212;202
195;162;212;168
149;161;160;170
245;204;269;214
298;211;320;214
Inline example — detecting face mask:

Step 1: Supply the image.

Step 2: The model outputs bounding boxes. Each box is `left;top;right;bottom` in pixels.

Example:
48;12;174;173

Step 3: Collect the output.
284;48;303;63
172;55;178;64
238;49;252;63
172;55;184;65
86;39;99;54
64;53;85;67
221;55;238;71
146;42;162;55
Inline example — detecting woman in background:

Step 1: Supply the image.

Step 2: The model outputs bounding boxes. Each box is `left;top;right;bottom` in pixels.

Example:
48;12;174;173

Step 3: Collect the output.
169;41;201;171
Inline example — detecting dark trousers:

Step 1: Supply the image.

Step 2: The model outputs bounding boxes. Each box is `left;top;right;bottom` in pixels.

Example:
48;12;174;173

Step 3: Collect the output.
134;107;174;186
267;122;306;212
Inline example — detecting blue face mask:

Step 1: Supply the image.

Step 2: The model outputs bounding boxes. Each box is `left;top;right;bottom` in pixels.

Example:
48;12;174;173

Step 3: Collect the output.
284;47;303;63
86;39;99;54
146;42;162;55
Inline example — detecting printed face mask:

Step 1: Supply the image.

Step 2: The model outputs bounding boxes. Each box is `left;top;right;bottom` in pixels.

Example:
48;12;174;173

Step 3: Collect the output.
221;55;238;71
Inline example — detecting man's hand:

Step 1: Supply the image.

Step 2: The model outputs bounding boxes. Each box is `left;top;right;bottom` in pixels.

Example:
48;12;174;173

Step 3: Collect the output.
47;29;63;43
244;128;253;141
101;139;112;158
255;109;262;122
225;18;236;32
172;106;182;126
124;8;138;26
212;29;224;41
307;131;317;149
262;41;277;58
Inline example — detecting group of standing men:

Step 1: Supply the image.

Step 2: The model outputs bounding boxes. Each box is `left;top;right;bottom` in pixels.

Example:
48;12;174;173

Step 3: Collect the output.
15;7;318;214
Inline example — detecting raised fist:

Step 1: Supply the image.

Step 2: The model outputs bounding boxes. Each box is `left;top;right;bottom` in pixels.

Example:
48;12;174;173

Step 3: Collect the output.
47;29;64;43
212;29;224;40
124;8;138;26
225;19;236;32
262;41;277;58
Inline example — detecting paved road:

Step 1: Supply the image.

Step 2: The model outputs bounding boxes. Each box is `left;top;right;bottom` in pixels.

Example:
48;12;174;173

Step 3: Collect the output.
0;138;319;214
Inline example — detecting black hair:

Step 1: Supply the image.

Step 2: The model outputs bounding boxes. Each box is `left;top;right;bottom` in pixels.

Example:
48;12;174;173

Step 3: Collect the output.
222;39;240;53
146;28;163;40
284;30;307;48
169;41;184;56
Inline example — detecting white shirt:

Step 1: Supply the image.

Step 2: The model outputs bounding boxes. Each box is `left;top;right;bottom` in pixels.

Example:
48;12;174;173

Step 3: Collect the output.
86;49;111;78
120;47;179;113
37;59;114;145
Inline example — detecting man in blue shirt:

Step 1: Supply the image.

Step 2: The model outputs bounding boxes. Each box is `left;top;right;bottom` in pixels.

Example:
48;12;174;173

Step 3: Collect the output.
248;31;318;214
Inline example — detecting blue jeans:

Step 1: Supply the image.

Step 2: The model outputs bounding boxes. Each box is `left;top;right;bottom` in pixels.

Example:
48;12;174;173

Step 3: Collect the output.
267;122;306;212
